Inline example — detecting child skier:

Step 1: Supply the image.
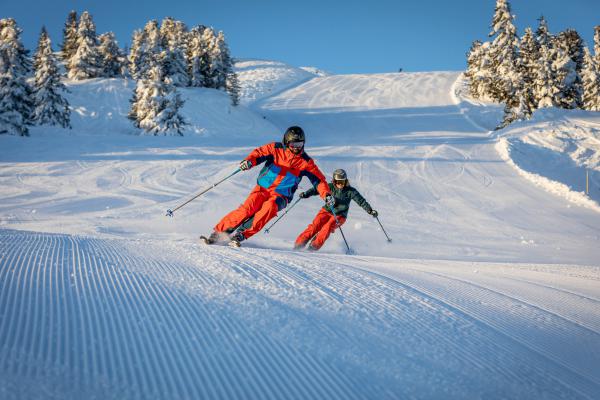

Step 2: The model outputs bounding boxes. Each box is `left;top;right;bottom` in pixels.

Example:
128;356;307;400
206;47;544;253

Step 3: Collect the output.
294;169;378;251
203;126;333;247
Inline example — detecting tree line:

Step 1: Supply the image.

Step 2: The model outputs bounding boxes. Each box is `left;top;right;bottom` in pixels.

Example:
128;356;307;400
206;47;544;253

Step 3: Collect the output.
465;0;600;128
0;11;241;136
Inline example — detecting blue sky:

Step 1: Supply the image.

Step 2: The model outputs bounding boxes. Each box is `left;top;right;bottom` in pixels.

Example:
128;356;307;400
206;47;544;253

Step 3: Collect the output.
2;0;599;74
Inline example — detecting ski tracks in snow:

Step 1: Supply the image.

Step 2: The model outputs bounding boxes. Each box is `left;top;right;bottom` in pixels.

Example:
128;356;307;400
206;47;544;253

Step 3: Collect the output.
2;229;599;399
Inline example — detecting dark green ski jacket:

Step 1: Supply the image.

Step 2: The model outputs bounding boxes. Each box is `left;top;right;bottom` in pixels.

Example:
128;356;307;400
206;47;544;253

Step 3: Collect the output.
302;182;373;218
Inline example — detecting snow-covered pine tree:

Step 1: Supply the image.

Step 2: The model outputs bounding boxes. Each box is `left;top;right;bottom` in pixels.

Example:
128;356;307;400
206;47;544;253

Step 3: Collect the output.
211;31;228;89
465;40;486;98
68;11;102;80
518;27;540;114
533;16;561;108
226;68;241;106
129;51;186;135
582;47;600;111
186;26;202;87
98;32;125;78
60;11;78;63
0;18;33;136
501;26;543;128
128;29;145;79
159;17;188;86
139;20;163;80
187;25;213;87
535;16;552;49
535;45;561;108
555;29;584;109
551;35;579;109
485;0;520;103
32;27;71;128
499;84;534;129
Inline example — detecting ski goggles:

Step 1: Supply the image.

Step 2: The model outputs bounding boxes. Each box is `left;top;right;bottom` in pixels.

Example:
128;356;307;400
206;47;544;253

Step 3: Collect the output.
288;141;304;149
333;179;347;185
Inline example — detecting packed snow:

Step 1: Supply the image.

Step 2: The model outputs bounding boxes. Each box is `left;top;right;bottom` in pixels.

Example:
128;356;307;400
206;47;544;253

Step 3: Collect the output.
1;60;599;399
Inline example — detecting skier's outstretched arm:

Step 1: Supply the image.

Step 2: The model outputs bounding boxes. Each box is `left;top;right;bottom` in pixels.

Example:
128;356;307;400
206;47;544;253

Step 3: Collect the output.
300;161;330;199
351;188;378;217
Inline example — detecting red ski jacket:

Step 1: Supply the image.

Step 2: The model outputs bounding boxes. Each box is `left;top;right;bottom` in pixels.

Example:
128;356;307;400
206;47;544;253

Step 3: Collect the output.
245;142;330;202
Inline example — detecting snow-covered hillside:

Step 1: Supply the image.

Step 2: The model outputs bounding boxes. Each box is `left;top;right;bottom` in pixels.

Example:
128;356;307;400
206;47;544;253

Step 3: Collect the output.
1;60;599;399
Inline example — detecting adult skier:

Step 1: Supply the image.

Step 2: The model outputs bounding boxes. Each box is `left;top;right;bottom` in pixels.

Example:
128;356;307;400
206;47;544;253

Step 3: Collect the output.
294;168;378;251
203;126;333;247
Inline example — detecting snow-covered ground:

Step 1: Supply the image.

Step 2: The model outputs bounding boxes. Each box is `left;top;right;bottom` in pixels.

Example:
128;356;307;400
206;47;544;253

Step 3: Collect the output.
1;61;599;399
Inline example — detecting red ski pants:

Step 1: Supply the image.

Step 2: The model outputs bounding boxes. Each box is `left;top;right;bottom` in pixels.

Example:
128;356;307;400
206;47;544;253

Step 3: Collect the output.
214;185;283;239
295;208;346;250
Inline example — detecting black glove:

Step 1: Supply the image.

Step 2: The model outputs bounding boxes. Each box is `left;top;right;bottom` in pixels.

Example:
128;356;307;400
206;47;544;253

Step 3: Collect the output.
325;194;335;208
299;191;308;199
369;209;378;218
239;160;252;171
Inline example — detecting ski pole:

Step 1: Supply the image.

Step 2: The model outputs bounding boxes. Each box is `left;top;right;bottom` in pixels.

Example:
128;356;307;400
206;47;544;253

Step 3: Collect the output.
166;168;241;217
329;205;352;254
264;197;302;234
375;215;392;242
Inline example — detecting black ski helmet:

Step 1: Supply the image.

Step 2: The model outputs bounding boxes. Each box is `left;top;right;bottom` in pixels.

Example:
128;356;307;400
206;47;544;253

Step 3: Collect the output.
332;169;348;182
283;126;305;147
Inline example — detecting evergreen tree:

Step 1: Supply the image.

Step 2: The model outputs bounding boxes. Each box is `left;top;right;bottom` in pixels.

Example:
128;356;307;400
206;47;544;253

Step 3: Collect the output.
60;11;78;62
129;51;186;135
200;27;217;88
32;27;71;128
501;28;542;128
211;31;236;91
0;18;33;136
485;0;520;102
499;89;532;129
465;40;488;98
128;29;145;79
226;69;241;106
210;31;227;89
68;11;102;80
160;17;188;86
534;43;561;108
187;25;213;87
98;32;125;77
139;20;163;80
535;16;552;49
582;47;600;111
556;29;584;108
551;36;578;109
533;16;561;108
517;28;539;113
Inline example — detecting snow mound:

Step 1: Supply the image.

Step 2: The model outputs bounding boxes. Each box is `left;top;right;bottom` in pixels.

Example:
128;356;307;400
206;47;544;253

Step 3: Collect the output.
234;59;318;105
496;109;600;210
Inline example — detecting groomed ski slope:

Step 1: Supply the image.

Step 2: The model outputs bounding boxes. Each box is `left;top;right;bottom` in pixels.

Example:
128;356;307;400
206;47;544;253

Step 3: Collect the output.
1;65;600;399
1;229;599;399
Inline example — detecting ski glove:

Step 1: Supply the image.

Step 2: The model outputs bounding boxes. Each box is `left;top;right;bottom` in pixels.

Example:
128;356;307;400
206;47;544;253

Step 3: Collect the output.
325;194;335;208
239;160;252;171
299;191;309;199
369;210;378;218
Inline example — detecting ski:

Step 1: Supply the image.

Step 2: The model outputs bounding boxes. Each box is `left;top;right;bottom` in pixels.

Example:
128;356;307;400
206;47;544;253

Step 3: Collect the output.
199;235;214;245
228;239;241;248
